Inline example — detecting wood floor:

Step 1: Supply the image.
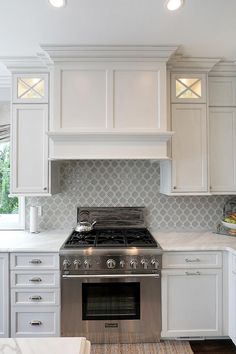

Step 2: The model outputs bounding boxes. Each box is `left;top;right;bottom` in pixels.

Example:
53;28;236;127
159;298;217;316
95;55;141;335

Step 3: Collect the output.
190;340;236;354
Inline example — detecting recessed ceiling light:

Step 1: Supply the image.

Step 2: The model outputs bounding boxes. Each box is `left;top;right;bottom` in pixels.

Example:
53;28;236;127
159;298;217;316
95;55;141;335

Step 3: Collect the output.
48;0;66;8
165;0;184;11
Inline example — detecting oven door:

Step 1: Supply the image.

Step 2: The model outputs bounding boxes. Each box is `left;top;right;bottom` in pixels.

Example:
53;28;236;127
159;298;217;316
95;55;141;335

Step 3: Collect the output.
61;273;161;344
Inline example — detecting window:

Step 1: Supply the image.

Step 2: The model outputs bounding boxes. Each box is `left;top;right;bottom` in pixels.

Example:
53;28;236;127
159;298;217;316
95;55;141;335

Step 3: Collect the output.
0;142;24;229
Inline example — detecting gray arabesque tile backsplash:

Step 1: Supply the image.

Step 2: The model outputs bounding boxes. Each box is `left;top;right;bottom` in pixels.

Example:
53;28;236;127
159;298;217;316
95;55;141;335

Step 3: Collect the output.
26;160;230;231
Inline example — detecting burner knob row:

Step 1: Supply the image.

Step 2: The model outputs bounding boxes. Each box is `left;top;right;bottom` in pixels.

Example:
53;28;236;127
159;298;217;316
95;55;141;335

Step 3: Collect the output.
62;258;160;270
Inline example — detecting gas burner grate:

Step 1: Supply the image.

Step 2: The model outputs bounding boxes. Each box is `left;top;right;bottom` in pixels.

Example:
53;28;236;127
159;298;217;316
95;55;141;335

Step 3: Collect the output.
63;228;158;248
64;230;96;247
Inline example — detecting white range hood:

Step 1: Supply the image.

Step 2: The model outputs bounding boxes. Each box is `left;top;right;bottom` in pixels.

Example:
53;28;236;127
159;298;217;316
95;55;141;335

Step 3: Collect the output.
41;45;178;160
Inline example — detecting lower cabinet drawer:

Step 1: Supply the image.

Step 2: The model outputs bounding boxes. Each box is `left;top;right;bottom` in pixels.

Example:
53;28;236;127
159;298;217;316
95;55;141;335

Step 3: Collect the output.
11;271;60;288
11;307;60;337
163;252;222;269
11;289;60;306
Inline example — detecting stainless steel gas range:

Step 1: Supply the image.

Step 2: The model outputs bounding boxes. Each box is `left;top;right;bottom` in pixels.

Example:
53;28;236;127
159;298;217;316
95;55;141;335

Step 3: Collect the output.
60;207;162;344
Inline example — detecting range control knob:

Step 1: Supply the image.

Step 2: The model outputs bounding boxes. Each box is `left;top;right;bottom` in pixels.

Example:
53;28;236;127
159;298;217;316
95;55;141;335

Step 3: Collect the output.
84;260;91;269
141;259;148;269
151;259;160;269
62;259;71;271
120;260;125;268
107;259;116;269
130;260;138;269
73;259;81;270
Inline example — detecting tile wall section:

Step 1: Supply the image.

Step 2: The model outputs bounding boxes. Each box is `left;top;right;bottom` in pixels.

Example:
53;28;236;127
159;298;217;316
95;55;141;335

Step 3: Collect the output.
26;160;230;231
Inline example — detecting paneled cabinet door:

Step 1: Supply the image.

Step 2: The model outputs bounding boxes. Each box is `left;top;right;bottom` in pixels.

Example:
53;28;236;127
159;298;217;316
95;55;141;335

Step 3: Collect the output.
0;253;9;338
161;269;222;338
209;108;236;193
209;77;236;107
11;104;49;194
171;104;207;193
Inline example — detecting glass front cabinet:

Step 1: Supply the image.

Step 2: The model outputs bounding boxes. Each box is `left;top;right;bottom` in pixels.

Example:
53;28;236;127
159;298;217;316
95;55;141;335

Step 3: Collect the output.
12;74;48;104
171;73;206;103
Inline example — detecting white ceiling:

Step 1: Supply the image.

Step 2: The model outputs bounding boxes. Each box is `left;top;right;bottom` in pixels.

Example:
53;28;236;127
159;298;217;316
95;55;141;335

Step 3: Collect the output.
0;0;236;75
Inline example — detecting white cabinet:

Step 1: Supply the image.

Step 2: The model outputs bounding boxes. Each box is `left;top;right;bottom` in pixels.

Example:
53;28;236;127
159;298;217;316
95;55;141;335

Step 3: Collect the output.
11;72;60;196
10;253;60;338
209;107;236;193
162;251;223;338
208;75;236;194
160;104;208;194
162;268;222;337
209;77;236;107
52;62;167;133
11;104;49;194
0;254;9;338
11;104;59;195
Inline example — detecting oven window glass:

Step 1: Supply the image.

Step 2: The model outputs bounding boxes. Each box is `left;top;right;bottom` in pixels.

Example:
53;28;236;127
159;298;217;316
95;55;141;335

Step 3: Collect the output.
82;282;140;320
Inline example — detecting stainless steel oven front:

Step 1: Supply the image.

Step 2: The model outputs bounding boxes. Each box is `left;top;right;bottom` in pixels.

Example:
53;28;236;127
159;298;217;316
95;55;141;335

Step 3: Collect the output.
61;273;161;344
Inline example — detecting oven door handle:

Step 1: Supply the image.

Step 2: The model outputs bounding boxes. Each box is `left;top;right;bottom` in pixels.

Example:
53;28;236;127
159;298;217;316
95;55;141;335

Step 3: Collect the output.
62;273;160;278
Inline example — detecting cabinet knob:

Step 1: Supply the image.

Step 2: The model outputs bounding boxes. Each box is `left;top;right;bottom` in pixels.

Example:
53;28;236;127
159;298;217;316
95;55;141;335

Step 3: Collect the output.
173;186;177;190
43;187;47;191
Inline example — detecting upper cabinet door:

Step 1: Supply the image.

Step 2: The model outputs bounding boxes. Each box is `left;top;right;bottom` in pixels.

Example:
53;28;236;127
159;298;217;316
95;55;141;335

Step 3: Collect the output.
12;74;48;104
209;77;236;106
209;107;236;193
51;63;167;132
171;73;206;104
171;104;208;193
11;104;49;194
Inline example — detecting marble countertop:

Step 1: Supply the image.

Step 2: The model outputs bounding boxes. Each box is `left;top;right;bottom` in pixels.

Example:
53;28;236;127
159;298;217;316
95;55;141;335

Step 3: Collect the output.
153;231;236;254
1;228;236;254
0;229;70;252
0;337;90;354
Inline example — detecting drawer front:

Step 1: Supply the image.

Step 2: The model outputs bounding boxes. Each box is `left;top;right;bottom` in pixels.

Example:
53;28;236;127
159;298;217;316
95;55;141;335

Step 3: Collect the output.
11;271;60;288
11;253;59;270
11;307;60;337
11;289;60;306
163;252;222;268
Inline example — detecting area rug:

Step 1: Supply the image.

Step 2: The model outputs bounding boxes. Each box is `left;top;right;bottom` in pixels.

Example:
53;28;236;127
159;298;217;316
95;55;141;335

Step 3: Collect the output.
91;341;193;354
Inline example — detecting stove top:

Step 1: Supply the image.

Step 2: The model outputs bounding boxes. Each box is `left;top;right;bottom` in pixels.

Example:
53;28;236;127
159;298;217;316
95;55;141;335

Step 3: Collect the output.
63;228;158;248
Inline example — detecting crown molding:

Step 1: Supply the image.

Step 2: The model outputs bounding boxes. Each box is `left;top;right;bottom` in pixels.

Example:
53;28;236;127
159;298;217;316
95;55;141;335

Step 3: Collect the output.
0;56;49;72
40;45;179;63
0;76;11;88
168;55;221;72
208;61;236;76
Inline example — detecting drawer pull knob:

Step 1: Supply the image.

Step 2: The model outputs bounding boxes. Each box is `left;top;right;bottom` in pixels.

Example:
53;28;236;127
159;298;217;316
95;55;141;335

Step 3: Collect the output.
29;277;42;283
29;295;42;301
186;271;201;276
29;320;42;326
29;259;42;265
185;258;200;263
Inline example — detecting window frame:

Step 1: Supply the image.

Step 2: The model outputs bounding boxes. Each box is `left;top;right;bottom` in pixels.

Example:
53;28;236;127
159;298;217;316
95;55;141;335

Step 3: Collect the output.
0;196;25;230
